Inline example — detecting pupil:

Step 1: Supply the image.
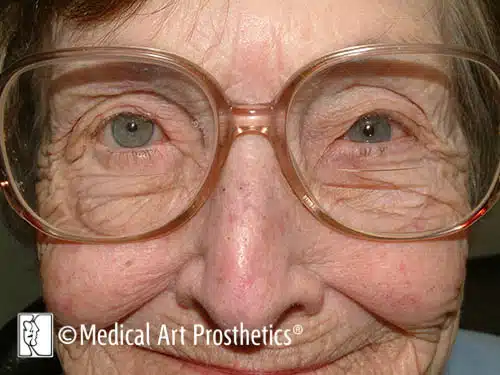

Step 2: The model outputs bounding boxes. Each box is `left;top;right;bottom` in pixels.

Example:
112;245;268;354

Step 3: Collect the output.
363;123;375;137
127;121;139;133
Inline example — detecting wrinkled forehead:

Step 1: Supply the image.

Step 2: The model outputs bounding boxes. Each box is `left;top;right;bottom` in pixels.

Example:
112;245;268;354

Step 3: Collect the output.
53;0;441;102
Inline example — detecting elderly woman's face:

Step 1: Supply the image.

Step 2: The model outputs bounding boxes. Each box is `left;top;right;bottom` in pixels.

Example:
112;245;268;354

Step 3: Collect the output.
39;0;467;374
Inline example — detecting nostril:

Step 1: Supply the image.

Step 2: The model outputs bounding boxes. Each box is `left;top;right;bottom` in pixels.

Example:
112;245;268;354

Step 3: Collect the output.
286;266;325;316
271;303;317;332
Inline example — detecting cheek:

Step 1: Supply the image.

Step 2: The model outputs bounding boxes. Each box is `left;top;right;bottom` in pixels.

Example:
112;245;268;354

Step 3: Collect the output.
309;236;467;328
36;139;206;238
39;240;187;328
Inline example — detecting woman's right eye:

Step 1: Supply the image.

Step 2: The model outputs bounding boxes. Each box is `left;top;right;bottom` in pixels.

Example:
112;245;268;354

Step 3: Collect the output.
103;112;166;149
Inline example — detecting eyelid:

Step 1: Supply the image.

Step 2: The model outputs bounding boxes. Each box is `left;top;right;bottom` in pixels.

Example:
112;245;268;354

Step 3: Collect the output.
63;92;194;162
315;85;428;120
301;85;432;142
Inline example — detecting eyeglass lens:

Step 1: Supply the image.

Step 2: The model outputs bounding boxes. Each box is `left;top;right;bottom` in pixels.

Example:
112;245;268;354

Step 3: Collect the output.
1;53;499;239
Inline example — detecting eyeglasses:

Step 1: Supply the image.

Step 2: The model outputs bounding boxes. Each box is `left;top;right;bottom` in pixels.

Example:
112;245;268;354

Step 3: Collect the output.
0;44;499;243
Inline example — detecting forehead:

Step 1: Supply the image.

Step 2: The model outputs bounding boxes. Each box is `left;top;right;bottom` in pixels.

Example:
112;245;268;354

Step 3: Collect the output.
53;0;440;103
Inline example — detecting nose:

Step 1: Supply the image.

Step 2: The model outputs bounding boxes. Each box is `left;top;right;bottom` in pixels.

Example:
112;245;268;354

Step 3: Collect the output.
175;131;324;331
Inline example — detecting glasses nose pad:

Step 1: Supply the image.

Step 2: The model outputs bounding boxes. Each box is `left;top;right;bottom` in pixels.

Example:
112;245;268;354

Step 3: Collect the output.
214;102;301;191
229;105;274;139
211;104;278;183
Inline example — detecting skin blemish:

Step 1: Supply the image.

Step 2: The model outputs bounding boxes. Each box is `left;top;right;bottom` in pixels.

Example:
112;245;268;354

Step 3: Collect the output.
399;261;407;275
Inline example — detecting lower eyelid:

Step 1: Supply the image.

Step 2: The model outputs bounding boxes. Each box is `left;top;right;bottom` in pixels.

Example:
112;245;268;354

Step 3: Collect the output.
92;143;178;171
323;137;419;163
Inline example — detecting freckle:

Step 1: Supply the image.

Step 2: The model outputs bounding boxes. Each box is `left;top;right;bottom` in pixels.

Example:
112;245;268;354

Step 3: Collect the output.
278;220;285;235
216;274;225;285
124;260;133;268
399;262;406;274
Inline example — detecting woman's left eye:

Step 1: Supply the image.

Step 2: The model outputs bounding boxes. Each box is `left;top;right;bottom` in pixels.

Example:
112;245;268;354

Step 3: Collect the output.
109;112;162;148
344;113;392;143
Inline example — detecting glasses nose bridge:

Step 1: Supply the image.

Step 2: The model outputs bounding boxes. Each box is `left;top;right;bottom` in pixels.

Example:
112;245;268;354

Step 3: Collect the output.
229;104;275;139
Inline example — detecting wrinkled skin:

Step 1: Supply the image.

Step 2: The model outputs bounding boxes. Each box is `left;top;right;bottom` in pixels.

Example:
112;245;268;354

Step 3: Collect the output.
38;0;468;374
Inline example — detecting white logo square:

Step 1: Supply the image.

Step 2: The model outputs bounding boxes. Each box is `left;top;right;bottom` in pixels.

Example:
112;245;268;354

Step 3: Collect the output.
17;313;54;358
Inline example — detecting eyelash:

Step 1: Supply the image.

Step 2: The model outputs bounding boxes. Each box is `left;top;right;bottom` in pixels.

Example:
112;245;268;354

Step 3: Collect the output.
318;112;419;163
351;144;389;158
94;142;178;171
